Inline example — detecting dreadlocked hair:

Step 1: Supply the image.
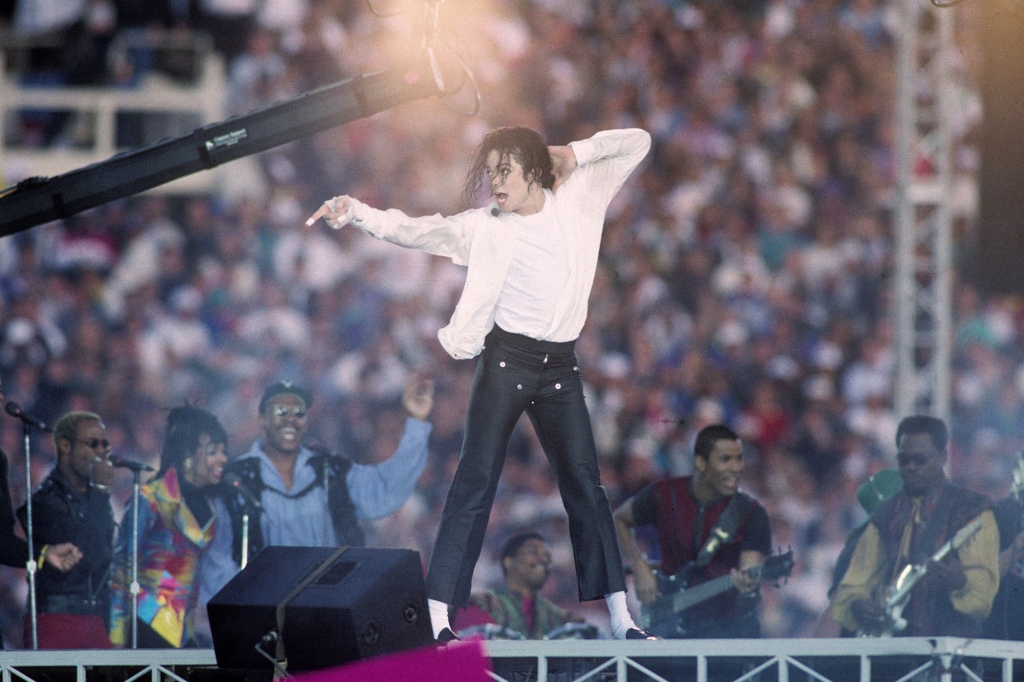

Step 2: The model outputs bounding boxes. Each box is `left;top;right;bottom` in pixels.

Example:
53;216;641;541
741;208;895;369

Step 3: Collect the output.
157;403;227;480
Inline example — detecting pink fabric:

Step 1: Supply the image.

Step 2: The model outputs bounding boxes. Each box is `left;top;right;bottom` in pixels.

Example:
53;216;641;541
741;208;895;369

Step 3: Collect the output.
27;613;112;649
451;603;495;632
291;641;491;682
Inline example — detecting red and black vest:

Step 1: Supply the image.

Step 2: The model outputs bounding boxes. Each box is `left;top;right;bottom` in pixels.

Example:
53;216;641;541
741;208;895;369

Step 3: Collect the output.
651;476;759;621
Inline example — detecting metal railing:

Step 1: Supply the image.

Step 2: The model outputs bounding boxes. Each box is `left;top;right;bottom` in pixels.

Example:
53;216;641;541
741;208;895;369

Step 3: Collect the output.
2;638;1024;682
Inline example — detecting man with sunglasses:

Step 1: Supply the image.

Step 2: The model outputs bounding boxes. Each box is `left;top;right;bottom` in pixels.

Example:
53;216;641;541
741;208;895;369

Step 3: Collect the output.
199;376;434;608
831;415;999;637
18;411;116;648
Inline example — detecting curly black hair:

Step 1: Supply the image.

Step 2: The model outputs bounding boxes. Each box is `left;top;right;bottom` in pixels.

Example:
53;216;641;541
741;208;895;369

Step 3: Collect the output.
462;126;554;206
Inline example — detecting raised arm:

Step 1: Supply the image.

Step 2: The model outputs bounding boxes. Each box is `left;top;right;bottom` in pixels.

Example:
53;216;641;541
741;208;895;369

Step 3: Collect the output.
563;128;651;206
346;374;435;520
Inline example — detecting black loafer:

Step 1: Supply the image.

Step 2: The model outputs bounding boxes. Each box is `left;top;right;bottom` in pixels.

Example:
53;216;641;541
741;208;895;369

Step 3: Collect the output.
624;627;661;640
436;627;461;643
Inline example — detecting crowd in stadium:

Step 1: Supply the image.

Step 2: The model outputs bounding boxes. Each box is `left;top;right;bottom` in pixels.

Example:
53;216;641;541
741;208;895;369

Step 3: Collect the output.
0;0;1021;647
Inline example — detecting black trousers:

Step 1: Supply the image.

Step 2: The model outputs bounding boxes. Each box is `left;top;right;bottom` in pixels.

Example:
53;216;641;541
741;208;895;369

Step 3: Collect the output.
426;326;626;606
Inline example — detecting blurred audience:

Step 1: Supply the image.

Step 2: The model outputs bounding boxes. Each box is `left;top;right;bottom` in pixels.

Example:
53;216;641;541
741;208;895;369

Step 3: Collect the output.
0;0;1016;646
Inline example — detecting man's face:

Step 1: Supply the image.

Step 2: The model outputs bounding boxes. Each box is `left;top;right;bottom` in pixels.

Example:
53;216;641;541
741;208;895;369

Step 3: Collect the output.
262;394;308;456
695;438;744;498
485;150;543;216
504;538;552;592
897;431;946;496
61;419;111;490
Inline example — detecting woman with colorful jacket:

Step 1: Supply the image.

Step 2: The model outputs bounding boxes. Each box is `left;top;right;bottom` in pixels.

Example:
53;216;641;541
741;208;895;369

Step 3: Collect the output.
110;405;228;647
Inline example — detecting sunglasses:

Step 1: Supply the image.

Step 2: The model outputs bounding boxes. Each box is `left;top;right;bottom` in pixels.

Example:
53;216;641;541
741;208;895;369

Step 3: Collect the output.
76;438;111;451
272;406;307;418
896;452;934;467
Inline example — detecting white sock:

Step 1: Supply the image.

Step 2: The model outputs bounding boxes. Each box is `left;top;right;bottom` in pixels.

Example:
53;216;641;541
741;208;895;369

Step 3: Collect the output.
428;598;452;638
605;591;638;639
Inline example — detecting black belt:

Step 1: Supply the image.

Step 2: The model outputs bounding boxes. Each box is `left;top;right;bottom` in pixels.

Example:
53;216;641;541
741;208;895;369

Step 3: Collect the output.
488;325;576;356
38;593;105;615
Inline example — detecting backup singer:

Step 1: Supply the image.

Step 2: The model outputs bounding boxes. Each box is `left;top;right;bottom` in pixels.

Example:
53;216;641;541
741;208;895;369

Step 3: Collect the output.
0;381;81;574
110;406;228;648
200;376;434;608
19;411;116;648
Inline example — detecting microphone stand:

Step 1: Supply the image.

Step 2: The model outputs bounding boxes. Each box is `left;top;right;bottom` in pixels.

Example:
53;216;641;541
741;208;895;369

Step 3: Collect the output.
323;457;331;546
129;466;142;649
305;441;335;546
225;474;262;569
241;512;250;569
22;420;38;650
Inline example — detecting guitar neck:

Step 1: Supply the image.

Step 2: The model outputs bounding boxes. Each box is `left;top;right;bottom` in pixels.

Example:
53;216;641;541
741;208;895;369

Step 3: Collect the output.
671;571;743;613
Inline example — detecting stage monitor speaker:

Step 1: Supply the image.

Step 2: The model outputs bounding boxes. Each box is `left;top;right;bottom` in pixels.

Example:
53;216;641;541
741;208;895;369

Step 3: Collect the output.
207;546;433;672
975;0;1024;295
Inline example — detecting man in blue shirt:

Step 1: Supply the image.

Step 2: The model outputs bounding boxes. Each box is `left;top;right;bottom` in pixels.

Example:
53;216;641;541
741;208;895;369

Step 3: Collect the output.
199;375;434;608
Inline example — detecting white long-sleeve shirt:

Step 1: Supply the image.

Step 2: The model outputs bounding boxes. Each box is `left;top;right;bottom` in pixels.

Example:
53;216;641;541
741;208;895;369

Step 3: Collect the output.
345;128;652;360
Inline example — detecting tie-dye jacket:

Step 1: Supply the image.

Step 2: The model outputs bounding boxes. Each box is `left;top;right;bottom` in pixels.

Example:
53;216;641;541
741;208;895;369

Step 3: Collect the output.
110;466;217;647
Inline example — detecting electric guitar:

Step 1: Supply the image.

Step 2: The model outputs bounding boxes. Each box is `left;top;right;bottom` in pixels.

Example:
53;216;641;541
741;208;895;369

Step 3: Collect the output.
861;516;983;637
638;550;794;639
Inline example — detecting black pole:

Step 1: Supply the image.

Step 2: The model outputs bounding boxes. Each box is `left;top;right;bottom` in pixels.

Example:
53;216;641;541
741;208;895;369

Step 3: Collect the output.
0;62;446;237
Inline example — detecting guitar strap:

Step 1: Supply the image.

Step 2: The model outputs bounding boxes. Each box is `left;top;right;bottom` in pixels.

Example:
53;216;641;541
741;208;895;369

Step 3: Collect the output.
909;487;956;565
694;492;754;567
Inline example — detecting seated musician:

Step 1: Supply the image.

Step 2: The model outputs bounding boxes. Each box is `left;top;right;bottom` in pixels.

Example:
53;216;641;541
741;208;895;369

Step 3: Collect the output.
452;531;589;640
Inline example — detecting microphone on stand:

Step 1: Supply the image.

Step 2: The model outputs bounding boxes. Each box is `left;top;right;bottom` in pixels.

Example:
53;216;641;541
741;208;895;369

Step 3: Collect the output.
4;402;50;432
110;456;155;473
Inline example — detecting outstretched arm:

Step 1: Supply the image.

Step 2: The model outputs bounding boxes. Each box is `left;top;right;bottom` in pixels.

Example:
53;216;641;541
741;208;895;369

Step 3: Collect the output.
305;194;477;265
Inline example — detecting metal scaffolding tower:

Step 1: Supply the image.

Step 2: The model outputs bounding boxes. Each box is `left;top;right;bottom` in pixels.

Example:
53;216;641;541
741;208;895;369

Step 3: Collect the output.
893;0;955;424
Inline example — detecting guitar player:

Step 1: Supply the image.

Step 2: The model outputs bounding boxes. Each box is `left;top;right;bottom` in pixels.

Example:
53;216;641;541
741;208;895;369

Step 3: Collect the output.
614;424;773;639
830;415;1000;637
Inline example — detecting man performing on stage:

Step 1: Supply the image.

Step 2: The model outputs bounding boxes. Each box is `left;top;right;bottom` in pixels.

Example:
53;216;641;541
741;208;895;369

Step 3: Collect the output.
831;415;999;637
200;377;434;604
19;411;116;649
307;126;654;641
614;424;773;639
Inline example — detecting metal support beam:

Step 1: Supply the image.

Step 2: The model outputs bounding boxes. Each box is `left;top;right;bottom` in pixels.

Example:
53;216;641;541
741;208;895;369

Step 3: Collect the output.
893;0;955;424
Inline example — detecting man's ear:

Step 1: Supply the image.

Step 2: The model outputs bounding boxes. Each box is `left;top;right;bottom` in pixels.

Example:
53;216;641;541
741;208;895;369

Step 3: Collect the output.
694;455;707;474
